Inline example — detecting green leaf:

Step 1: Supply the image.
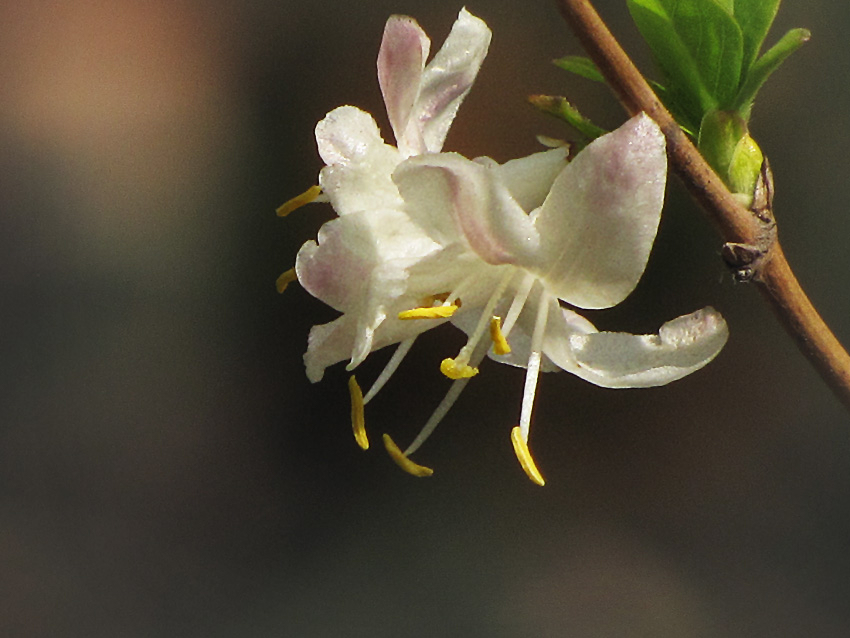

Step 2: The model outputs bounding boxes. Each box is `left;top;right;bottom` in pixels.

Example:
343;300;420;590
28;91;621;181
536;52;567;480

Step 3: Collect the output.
732;0;781;73
652;82;699;136
553;56;605;83
627;0;743;124
698;109;749;178
732;27;810;118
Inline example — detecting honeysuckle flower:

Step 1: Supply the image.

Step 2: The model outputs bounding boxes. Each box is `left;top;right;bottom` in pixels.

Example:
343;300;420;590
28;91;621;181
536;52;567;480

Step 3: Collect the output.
279;7;491;371
280;9;729;485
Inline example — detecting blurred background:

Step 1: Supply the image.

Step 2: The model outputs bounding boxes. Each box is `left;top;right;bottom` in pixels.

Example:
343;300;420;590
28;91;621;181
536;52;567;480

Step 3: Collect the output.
2;0;849;635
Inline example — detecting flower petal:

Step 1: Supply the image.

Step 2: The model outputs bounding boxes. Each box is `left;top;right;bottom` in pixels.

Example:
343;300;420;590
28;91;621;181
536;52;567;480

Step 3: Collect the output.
414;8;491;153
315;107;403;215
533;113;667;309
377;15;430;155
316;106;390;166
487;147;569;213
303;303;452;383
297;207;446;380
296;214;378;313
545;307;729;388
394;153;540;266
296;208;439;312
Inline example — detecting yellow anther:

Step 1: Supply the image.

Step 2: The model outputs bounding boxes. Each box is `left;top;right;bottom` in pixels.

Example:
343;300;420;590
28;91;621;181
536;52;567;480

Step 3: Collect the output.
489;316;512;355
398;305;458;320
382;434;434;477
277;185;322;217
510;426;545;486
440;358;479;380
276;268;298;293
348;376;368;450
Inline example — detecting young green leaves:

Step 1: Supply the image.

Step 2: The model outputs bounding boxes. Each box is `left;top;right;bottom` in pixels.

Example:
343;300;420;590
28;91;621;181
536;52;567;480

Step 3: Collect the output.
620;0;807;198
624;0;808;127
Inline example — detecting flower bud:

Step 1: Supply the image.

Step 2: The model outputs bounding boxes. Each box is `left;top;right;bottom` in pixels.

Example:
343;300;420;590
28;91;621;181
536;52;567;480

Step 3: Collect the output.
698;110;764;207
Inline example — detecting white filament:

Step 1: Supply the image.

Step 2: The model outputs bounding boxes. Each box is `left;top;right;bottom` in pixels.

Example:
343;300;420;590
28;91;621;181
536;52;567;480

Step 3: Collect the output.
518;293;550;442
403;341;489;456
455;268;515;363
364;337;417;404
501;272;535;338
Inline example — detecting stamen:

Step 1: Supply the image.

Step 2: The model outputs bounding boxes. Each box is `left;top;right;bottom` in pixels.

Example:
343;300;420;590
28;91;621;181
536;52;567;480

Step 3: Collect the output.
510;426;545;486
363;337;416;404
440;358;479;379
441;269;515;380
348;376;368;450
518;294;550;442
277;185;322;217
501;272;535;337
444;274;476;307
489;316;511;355
404;341;490;456
398;305;458;320
383;434;434;477
276;268;298;294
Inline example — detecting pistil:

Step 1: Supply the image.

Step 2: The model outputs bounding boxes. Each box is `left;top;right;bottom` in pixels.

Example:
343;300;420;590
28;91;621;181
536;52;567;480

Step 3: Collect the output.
510;293;550;485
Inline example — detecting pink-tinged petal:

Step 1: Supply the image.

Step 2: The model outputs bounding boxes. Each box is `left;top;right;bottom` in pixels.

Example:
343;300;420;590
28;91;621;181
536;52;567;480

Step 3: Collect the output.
546;307;729;388
296;215;380;313
295;209;438;312
394;153;540;266
377;15;430;155
414;8;491;153
533;113;667;309
297;207;444;380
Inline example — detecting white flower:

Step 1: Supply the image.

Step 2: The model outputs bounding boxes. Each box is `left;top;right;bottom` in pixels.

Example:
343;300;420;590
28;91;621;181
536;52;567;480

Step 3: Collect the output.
281;10;729;484
281;8;492;376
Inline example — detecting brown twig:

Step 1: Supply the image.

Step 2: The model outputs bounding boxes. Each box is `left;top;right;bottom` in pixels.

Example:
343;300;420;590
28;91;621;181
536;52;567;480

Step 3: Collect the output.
557;0;850;411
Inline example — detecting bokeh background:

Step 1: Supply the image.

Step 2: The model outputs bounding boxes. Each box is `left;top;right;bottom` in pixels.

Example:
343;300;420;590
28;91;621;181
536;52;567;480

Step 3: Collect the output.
2;1;849;636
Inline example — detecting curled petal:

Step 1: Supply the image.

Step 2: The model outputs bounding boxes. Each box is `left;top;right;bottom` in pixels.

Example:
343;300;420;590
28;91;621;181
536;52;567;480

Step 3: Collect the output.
533;113;667;309
316;106;390;166
394;153;540;266
415;8;491;153
545;307;729;388
296;213;381;313
315;107;403;215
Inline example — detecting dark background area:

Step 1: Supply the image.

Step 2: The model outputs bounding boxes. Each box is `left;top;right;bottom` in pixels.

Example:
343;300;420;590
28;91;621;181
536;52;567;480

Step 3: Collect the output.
2;1;850;636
